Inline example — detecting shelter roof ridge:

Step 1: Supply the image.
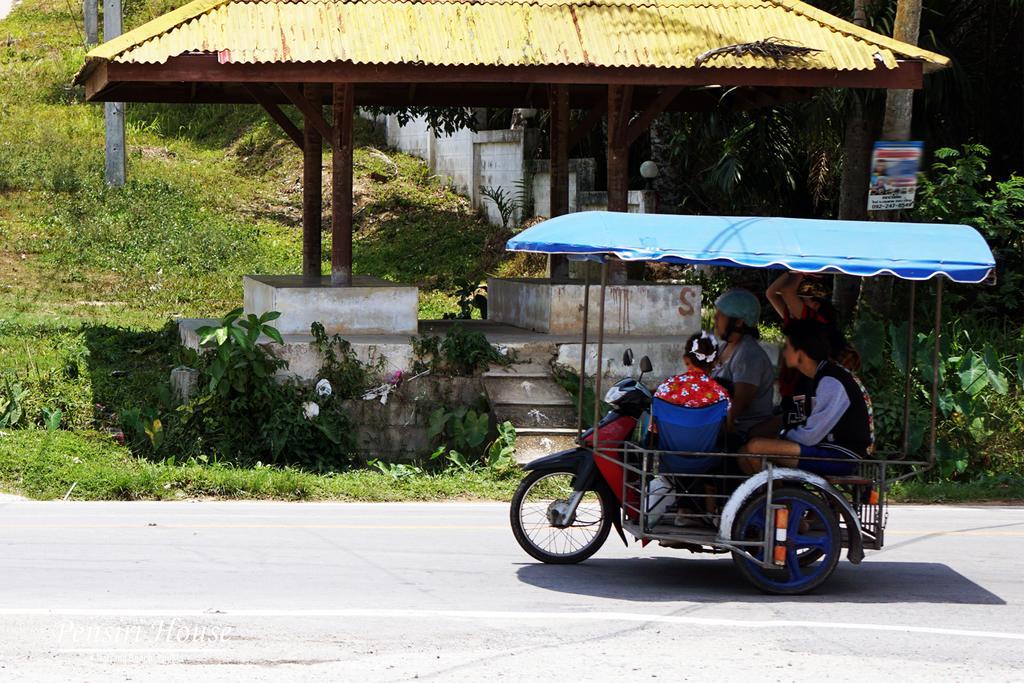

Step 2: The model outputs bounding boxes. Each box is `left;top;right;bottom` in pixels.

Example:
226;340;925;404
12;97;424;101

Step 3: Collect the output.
79;0;950;87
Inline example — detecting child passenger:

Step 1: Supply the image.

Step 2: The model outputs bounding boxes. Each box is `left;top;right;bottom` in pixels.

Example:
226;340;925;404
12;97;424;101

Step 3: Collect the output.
655;331;730;409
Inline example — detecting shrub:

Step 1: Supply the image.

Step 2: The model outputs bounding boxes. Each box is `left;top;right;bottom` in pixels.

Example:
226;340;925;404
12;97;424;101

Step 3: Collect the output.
412;324;511;376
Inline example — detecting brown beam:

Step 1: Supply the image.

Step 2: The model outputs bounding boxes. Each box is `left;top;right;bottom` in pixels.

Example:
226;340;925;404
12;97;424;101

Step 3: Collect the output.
302;83;323;279
278;83;335;142
607;84;633;283
548;84;570;218
241;84;303;149
606;84;631;213
86;57;926;101
331;83;355;286
626;86;683;145
547;84;571;280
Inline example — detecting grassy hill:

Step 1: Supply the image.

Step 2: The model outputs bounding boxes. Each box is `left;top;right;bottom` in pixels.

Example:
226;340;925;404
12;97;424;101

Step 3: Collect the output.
0;0;520;332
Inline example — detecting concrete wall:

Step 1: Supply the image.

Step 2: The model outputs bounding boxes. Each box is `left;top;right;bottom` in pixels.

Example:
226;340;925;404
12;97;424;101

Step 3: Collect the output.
341;377;486;462
375;113;654;225
578;190;656;214
243;275;419;337
489;278;702;337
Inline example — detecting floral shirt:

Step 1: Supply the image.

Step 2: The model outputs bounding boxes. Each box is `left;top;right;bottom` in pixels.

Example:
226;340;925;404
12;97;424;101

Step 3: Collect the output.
655;369;730;409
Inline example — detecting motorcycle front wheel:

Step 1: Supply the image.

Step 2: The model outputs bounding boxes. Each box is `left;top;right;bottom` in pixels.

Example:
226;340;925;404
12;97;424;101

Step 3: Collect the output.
510;468;612;564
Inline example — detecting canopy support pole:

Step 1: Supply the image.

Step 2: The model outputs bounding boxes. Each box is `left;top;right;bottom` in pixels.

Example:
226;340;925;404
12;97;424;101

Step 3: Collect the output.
331;83;354;286
302;83;323;280
901;281;916;457
592;261;609;453
606;85;634;283
548;84;571;281
576;263;591;437
928;278;943;465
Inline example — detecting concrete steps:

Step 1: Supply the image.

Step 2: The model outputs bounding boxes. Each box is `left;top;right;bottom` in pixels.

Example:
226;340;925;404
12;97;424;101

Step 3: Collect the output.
483;362;582;463
513;427;579;464
483;363;577;430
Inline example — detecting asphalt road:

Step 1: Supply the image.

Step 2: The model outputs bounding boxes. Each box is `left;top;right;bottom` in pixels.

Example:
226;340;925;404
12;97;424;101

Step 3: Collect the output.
1;499;1022;681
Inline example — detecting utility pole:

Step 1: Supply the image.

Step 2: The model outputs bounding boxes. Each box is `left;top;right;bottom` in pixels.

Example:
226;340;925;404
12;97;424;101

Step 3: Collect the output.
84;0;98;45
103;0;126;187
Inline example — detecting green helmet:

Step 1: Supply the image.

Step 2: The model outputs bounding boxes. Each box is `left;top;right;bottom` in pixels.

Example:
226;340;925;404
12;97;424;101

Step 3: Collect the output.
715;288;761;328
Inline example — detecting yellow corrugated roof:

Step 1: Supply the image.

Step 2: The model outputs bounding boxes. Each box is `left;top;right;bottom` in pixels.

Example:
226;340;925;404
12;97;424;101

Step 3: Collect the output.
85;0;949;73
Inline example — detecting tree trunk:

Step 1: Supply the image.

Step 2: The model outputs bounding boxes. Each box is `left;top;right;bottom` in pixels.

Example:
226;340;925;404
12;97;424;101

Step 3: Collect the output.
832;0;871;324
862;0;922;317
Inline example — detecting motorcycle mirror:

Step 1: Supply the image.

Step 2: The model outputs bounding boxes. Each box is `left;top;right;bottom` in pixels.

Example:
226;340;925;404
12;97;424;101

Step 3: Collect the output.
640;356;653;373
622;349;634;367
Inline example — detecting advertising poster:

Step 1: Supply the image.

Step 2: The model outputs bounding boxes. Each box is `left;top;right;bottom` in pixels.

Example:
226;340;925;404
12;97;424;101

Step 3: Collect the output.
868;141;924;211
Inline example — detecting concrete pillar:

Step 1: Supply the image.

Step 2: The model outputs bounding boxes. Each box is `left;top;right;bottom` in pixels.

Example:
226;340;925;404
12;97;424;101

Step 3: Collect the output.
331;83;354;286
103;0;125;187
84;0;98;45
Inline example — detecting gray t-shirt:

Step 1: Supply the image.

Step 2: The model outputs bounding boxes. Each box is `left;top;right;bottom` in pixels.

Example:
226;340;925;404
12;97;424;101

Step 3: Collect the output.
712;335;775;434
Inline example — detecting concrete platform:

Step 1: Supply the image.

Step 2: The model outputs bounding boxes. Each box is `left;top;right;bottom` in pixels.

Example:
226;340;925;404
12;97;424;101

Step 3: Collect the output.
243;274;418;336
488;277;702;336
178;318;725;384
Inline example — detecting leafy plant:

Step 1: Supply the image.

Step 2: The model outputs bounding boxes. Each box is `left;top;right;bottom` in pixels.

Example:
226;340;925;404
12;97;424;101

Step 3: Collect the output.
196;308;286;398
485;421;518;473
42;407;63;434
479;185;521;230
851;312;1019;479
443;281;488;321
429;406;491;455
412;324;511;376
912;145;1024;317
550;365;610;429
311;322;384;399
0;382;30;429
368;458;425;480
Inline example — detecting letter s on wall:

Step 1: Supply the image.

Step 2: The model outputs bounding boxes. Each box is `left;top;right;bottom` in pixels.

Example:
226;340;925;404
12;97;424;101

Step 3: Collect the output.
678;286;697;317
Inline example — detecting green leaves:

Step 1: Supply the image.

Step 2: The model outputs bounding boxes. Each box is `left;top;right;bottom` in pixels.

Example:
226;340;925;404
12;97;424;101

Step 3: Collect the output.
956;346;1008;398
958;353;989;397
0;382;29;429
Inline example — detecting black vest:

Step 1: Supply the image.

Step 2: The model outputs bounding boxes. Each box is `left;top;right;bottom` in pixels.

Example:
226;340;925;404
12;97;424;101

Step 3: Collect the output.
811;361;872;457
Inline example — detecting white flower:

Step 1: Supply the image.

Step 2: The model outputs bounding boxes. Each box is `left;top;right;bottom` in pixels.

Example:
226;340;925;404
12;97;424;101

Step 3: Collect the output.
302;401;320;420
315;379;333;397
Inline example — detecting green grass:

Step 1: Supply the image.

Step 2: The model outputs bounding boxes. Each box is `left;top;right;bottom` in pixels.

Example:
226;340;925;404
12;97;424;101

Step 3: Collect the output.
1;0;504;330
2;428;1019;503
890;477;1024;504
0;429;520;501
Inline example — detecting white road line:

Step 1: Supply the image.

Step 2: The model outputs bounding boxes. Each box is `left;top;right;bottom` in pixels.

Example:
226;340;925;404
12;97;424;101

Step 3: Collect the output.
1;608;1021;642
59;649;226;654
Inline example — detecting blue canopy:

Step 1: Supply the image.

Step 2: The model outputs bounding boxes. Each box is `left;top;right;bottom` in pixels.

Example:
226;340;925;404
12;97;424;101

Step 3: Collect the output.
506;212;995;283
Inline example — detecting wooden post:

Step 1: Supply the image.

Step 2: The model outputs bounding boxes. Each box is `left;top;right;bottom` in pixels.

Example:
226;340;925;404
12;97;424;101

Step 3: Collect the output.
84;0;98;45
606;85;630;213
547;84;570;280
103;0;125;188
302;83;323;280
331;83;354;286
606;85;632;282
